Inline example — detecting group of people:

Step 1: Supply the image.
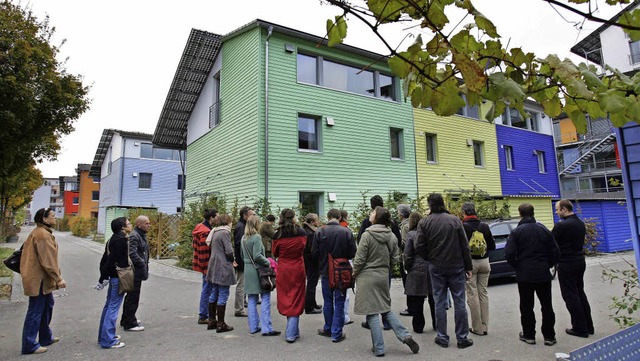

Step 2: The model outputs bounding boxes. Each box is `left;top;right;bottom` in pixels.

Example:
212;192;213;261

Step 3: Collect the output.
17;194;594;356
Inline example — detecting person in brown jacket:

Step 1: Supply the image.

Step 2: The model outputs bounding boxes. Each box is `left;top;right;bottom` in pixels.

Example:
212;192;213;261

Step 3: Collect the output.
20;208;66;355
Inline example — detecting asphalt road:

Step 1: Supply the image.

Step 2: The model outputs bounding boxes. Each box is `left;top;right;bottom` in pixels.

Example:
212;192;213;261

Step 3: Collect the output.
0;227;635;361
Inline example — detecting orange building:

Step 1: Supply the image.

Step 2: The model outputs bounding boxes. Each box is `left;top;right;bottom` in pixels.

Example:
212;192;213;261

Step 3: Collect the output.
76;163;100;219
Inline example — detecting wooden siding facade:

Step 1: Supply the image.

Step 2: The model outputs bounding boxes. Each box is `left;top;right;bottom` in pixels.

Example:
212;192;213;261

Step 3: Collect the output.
185;26;417;214
413;109;501;198
506;196;554;229
77;169;99;219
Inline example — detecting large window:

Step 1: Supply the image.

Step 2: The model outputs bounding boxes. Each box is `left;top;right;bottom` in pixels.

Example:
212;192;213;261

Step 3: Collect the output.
298;115;320;151
140;143;184;160
456;95;480;119
473;141;485;167
505;145;514;170
299;192;323;216
502;107;542;132
535;150;546;173
425;133;438;163
297;53;396;100
72;197;79;205
630;40;640;64
390;128;404;160
139;173;152;189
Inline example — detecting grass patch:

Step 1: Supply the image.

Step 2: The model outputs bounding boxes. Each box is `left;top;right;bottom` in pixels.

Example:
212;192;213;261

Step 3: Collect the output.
0;247;15;278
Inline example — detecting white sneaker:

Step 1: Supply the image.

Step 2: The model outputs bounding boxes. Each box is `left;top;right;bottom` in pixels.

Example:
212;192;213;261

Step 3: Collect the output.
108;341;125;349
125;326;144;332
97;335;121;345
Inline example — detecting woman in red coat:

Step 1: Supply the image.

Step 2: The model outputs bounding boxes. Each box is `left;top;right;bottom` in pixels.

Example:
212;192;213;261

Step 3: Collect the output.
273;208;307;343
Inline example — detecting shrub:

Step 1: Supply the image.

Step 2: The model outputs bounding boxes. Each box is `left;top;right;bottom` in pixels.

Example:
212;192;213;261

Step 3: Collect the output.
69;216;93;237
602;260;639;328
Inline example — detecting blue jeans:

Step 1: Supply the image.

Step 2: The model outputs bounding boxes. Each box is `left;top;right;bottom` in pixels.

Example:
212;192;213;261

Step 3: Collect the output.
320;277;346;340
285;316;300;341
199;275;213;318
247;292;274;334
98;278;125;348
208;284;230;305
22;284;55;354
367;311;411;356
429;264;469;342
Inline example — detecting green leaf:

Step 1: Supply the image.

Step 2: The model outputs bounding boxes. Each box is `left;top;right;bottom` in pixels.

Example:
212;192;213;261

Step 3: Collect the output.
388;55;411;78
618;9;640;42
326;16;347;47
431;79;465;116
473;11;499;38
599;89;627;114
452;50;486;92
367;0;404;23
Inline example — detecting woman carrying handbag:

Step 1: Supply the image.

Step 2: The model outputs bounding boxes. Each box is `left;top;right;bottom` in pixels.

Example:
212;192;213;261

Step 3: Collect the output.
97;217;133;349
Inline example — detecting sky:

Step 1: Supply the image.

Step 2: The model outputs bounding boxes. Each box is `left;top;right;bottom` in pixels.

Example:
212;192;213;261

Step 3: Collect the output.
22;0;625;178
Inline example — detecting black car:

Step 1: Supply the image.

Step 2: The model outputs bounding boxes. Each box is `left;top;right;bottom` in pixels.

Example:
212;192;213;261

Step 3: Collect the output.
487;218;557;280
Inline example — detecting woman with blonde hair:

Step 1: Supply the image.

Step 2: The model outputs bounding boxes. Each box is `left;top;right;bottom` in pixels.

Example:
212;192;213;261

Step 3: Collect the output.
273;208;307;343
242;215;280;336
205;214;236;333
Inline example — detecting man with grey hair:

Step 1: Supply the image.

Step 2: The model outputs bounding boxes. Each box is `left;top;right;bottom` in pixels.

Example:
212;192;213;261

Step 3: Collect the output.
397;204;411;317
121;215;151;331
461;202;495;336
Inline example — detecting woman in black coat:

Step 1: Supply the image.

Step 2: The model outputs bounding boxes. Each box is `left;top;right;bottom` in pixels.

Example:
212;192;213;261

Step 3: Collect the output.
97;217;132;349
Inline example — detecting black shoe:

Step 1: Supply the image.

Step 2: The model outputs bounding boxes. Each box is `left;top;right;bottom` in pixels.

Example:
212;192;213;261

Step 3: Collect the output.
332;333;346;343
399;309;412;317
314;304;322;310
262;331;281;336
197;318;208;325
470;328;487;336
457;338;474;349
317;328;331;337
404;336;420;353
519;332;536;345
565;328;588;338
383;323;392;331
434;336;449;348
544;338;557;346
361;321;370;329
588;328;595;335
305;309;322;315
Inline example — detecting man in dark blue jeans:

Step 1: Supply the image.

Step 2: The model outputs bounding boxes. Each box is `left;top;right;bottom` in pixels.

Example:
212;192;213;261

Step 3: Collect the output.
505;203;560;346
415;193;474;349
312;208;356;342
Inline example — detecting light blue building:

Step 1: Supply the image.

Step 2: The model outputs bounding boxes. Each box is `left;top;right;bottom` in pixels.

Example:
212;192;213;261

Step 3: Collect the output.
90;129;185;235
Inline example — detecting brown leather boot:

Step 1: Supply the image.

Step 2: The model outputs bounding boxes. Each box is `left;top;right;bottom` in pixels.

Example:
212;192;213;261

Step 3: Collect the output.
207;302;217;330
216;304;234;333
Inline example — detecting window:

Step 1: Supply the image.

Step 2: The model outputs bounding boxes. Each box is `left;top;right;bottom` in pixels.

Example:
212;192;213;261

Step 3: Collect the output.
139;173;152;189
297;53;317;84
72;197;79;205
505;145;514;170
390;128;404;160
177;174;186;190
535;150;546;173
297;53;396;100
92;176;100;183
630;40;640;64
92;191;99;201
299;192;322;216
502;107;542;132
425;133;438;163
473;141;485;167
298;115;320;151
456;95;480;119
107;161;112;175
141;143;153;158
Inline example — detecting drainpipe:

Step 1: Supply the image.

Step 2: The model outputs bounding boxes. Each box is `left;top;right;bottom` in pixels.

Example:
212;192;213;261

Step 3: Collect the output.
119;137;126;205
265;26;273;199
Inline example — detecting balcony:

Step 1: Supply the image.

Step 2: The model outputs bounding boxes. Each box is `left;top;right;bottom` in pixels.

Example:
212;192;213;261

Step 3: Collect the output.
209;101;220;128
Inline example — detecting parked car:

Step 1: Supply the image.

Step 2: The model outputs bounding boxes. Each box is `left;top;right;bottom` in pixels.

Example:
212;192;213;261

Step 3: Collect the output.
487;218;557;280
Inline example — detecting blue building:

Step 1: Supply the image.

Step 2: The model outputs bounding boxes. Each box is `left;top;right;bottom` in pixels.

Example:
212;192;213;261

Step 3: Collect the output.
493;101;560;228
90;129;185;235
617;123;640;264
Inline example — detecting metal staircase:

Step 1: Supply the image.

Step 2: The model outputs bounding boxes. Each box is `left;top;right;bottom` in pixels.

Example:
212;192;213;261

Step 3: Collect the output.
560;133;616;175
558;117;616;176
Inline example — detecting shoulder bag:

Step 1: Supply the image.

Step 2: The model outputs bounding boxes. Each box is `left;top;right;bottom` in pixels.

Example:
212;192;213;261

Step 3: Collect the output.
3;245;23;273
242;236;276;292
105;236;135;294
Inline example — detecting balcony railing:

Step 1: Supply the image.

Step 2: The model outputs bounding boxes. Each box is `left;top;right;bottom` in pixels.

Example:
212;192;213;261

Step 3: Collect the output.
209;101;220;128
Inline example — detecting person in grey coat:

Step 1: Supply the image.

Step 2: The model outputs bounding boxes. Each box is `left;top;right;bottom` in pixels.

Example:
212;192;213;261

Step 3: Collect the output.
120;215;150;331
353;207;419;357
205;214;237;333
